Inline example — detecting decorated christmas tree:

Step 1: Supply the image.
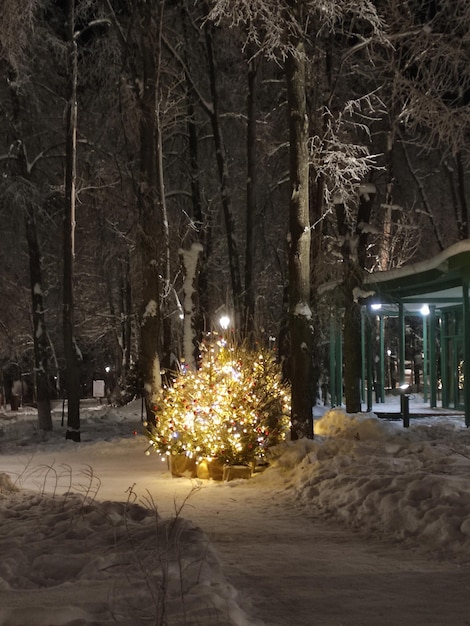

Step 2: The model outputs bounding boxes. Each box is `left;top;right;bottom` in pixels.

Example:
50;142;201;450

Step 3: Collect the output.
144;337;291;471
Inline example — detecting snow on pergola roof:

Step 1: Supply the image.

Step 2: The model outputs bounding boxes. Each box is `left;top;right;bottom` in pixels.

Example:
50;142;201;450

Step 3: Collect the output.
364;239;470;314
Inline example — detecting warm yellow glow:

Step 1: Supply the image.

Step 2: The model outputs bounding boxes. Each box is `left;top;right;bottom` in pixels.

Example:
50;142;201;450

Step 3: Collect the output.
144;342;291;466
219;315;230;330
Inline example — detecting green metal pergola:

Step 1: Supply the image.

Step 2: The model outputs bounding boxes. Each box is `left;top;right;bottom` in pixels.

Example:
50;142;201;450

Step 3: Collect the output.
330;240;470;426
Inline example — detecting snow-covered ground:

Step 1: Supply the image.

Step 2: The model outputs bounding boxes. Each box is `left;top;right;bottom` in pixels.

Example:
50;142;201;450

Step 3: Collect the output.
1;397;470;625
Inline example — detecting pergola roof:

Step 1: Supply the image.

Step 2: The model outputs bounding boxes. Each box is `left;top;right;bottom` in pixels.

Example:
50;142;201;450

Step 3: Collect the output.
364;240;470;314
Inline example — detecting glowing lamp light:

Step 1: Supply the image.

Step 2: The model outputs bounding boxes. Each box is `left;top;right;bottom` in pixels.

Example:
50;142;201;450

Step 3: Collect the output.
219;315;230;330
420;304;430;316
371;303;382;310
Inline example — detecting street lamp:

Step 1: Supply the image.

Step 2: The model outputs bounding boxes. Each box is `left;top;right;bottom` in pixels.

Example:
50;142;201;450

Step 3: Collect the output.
219;315;230;331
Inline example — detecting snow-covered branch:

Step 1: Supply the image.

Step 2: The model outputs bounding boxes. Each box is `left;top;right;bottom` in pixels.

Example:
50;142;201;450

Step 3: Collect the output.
310;93;385;210
206;0;385;61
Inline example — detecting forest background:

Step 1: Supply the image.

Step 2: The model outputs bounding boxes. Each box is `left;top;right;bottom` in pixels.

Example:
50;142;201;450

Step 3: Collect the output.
0;0;468;440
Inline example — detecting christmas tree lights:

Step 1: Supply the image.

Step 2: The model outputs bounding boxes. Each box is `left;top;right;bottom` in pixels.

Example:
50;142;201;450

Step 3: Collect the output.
144;338;291;471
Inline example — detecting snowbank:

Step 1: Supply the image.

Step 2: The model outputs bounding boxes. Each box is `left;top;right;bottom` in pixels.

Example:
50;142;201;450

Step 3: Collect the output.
262;409;470;561
1;401;470;626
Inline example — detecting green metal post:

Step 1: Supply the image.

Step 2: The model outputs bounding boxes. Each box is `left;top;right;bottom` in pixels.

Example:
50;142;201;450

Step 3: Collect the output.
441;311;448;407
366;313;373;412
360;309;366;405
423;312;428;402
401;392;410;428
379;315;385;402
329;316;336;407
336;322;343;407
429;305;437;408
399;301;406;384
462;283;470;427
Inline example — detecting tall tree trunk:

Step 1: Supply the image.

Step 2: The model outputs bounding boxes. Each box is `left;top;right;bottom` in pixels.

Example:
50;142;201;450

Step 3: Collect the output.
155;11;173;376
285;23;313;440
25;198;53;431
120;251;132;376
342;297;362;413
138;1;163;420
337;189;374;413
456;151;468;240
440;151;470;241
380;130;394;271
63;0;81;441
244;51;258;342
204;23;243;330
104;0;166;410
309;176;324;407
8;80;53;431
187;90;210;339
180;243;203;371
181;2;210;351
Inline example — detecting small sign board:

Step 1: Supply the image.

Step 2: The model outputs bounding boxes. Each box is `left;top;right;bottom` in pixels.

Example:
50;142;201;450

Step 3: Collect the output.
92;379;106;399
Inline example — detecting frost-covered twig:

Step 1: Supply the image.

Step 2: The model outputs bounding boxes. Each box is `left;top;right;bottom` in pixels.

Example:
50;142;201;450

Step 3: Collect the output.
311;93;385;211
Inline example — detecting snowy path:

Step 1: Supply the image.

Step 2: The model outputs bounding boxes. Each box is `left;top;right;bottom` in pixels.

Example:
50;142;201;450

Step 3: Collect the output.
0;398;470;626
4;432;469;626
167;479;470;626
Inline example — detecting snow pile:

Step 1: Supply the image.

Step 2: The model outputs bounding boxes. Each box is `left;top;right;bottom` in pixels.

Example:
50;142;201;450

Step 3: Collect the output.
0;403;256;626
0;484;251;626
2;400;470;625
263;409;470;561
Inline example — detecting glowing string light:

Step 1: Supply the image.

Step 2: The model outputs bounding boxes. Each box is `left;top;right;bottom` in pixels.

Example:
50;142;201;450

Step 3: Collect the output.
144;342;291;467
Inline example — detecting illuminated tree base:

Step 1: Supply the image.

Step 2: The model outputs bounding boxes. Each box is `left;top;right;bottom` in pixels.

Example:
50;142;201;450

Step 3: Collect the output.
169;455;255;481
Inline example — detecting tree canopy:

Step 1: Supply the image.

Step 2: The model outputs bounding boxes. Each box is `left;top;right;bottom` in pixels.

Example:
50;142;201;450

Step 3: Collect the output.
0;0;468;431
